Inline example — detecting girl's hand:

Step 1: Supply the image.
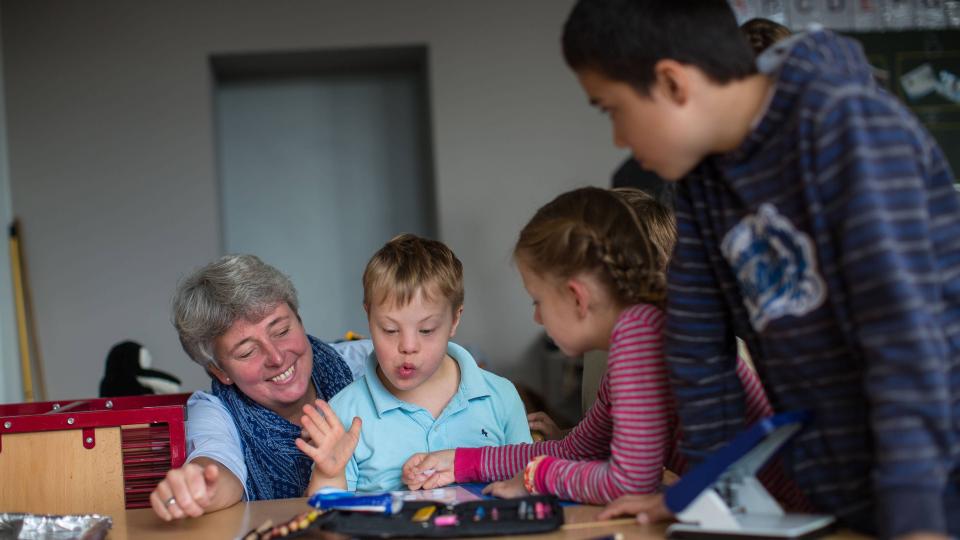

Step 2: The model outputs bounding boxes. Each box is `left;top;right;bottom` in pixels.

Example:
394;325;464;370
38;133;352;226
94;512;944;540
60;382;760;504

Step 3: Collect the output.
402;450;455;490
527;411;563;441
481;471;529;499
598;493;672;524
150;462;219;521
295;399;361;478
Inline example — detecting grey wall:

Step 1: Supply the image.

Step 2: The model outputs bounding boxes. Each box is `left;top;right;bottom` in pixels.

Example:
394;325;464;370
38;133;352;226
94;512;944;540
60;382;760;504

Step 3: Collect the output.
1;0;623;400
0;7;19;404
218;72;435;341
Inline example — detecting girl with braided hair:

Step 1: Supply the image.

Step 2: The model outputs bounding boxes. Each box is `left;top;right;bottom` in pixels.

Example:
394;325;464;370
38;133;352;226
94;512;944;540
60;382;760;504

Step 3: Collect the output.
401;186;790;507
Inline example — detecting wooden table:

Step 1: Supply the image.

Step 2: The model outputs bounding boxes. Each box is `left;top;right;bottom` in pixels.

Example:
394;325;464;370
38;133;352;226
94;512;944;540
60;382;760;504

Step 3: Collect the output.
114;498;870;540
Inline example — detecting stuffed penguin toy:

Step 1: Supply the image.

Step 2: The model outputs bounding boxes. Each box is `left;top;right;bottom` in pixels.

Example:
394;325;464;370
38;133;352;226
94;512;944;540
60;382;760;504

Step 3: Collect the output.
99;340;182;397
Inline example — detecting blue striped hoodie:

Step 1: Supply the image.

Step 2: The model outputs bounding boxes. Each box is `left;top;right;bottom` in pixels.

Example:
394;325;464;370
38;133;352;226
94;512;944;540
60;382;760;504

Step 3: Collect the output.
665;29;959;537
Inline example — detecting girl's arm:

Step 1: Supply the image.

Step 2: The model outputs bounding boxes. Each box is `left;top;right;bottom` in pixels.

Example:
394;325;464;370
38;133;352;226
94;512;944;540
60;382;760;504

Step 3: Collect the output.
454;367;615;483
528;305;675;504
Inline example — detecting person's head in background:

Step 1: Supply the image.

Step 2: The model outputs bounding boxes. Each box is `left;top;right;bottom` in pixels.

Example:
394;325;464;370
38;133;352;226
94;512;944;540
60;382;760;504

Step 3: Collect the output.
362;234;464;400
740;17;792;56
514;187;675;358
562;0;761;181
173;254;315;422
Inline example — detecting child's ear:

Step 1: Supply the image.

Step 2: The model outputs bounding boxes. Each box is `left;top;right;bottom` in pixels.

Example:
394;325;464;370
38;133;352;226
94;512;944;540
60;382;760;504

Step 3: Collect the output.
653;59;689;106
566;279;592;319
449;306;464;337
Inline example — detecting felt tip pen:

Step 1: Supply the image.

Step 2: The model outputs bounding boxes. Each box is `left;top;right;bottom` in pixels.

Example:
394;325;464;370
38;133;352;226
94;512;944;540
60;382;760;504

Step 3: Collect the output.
586;534;623;540
308;488;404;515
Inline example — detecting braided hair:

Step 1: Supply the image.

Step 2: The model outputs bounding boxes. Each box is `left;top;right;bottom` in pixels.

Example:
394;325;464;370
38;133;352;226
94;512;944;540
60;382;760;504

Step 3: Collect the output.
514;187;676;308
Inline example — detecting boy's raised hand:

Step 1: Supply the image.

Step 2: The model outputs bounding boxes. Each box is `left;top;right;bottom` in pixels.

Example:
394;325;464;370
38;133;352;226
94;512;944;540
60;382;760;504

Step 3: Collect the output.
295;399;361;478
402;450;455;490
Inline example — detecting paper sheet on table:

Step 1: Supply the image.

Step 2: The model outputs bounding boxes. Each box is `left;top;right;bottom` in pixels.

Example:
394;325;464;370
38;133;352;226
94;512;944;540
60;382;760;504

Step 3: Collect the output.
389;486;482;505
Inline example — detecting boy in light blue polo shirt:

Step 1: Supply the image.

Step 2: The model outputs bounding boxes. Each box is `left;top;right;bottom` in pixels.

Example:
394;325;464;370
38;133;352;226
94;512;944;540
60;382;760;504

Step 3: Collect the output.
298;234;531;493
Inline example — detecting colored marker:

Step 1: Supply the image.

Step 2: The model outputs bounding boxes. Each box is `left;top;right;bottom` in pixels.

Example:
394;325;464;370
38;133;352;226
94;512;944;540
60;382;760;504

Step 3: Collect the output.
434;514;459;527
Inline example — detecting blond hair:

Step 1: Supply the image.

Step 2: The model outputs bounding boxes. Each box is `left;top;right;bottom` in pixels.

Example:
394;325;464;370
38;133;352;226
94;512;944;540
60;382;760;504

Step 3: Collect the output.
515;187;675;308
363;233;464;311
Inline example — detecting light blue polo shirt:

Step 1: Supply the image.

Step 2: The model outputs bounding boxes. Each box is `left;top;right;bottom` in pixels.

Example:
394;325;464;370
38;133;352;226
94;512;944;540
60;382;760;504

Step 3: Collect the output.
329;342;532;492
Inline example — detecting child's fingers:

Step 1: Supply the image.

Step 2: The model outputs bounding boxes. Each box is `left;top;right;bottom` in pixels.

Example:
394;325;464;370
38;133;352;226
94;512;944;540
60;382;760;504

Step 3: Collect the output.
404;475;425;490
526;411;547;422
598;497;637;520
402;452;427;473
413;453;441;476
597;494;661;521
482;482;510;499
421;474;441;490
346;417;362;447
295;437;323;461
300;415;328;445
402;453;428;488
314;400;341;431
302;403;331;433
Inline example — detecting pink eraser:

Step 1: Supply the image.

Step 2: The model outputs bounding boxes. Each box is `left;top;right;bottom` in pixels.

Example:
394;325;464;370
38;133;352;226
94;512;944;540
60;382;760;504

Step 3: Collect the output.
434;515;459;527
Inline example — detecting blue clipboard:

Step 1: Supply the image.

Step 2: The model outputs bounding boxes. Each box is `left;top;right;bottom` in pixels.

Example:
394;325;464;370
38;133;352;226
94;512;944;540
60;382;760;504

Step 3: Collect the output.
664;411;835;539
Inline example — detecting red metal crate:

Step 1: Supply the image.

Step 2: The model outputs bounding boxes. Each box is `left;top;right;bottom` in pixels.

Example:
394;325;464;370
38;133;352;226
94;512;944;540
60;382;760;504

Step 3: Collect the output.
0;393;189;510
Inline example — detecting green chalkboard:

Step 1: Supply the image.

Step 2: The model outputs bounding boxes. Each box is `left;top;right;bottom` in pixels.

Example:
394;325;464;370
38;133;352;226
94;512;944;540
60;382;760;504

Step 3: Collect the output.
844;30;960;178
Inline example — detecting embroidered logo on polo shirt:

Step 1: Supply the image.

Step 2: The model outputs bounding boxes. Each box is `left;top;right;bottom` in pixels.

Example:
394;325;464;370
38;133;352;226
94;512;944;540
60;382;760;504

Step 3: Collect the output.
481;428;488;437
721;203;826;331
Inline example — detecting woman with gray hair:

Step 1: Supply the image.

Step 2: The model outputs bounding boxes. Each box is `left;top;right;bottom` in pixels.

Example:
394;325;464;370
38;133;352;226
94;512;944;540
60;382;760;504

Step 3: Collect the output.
149;254;371;520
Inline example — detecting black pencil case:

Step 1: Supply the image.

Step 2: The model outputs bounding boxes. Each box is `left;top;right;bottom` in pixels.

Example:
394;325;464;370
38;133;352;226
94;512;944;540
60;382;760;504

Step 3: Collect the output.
307;495;564;539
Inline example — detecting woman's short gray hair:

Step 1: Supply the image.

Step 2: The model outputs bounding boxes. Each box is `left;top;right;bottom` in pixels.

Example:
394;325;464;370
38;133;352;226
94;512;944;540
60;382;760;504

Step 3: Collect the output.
173;254;299;368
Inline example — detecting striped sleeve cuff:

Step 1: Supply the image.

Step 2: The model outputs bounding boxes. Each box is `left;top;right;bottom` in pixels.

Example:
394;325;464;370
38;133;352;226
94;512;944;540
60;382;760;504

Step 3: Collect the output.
533;456;560;495
454;447;483;483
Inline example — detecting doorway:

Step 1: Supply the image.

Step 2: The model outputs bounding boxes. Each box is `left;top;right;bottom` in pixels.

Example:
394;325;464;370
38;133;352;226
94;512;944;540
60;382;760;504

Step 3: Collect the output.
212;46;437;340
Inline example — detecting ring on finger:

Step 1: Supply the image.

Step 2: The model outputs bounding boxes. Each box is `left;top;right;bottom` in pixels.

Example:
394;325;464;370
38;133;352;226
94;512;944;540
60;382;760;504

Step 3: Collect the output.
166;497;177;507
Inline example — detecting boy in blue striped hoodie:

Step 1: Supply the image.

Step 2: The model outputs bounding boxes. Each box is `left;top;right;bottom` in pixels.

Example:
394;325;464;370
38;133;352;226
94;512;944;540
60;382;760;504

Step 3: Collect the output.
562;1;959;538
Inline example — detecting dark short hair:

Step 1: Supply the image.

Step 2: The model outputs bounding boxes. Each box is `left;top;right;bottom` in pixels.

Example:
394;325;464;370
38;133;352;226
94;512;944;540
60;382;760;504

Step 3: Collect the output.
741;17;792;56
562;0;757;95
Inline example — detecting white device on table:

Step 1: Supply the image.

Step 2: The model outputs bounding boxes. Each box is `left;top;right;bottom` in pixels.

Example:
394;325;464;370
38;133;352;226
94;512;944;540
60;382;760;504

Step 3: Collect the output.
665;411;835;539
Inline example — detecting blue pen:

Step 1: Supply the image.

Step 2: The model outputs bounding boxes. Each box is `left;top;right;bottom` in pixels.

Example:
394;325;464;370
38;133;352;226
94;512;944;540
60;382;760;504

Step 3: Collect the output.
308;488;404;515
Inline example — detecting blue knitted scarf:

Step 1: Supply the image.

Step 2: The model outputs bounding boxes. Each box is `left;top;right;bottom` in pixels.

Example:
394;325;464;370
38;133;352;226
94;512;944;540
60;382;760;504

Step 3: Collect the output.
212;335;353;501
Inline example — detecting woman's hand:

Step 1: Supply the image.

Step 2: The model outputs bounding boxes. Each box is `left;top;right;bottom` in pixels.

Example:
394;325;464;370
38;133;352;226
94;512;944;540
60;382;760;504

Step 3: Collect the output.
149;462;220;521
295;399;361;478
598;493;672;524
527;411;564;441
402;449;455;490
481;471;529;499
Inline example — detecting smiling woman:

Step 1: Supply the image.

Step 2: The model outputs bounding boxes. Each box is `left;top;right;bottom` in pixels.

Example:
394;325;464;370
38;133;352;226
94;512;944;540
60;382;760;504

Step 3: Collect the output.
148;254;372;521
